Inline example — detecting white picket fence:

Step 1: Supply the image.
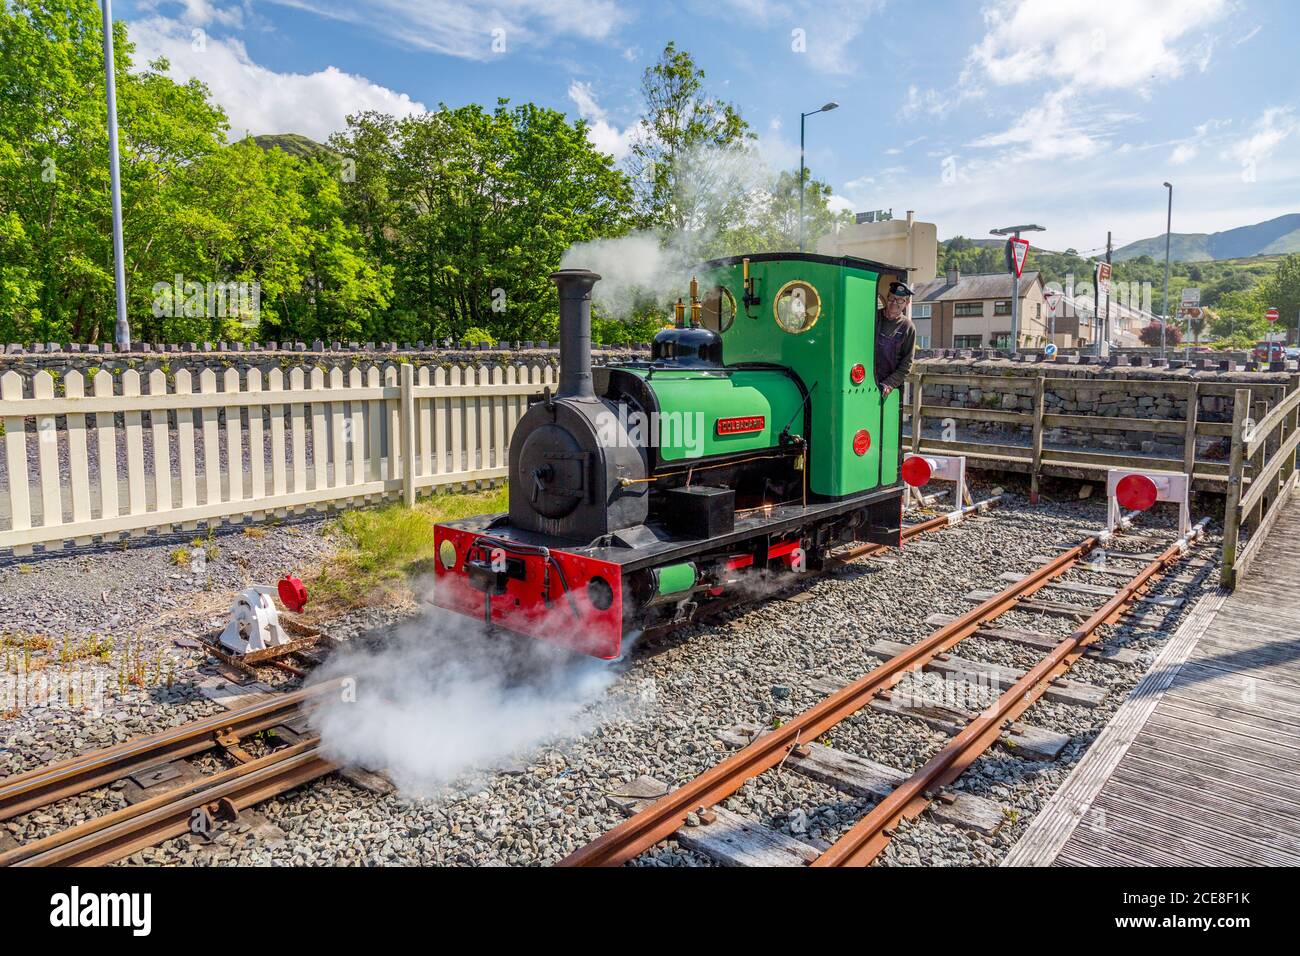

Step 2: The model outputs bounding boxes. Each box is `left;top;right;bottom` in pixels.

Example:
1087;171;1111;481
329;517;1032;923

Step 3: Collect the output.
0;362;554;553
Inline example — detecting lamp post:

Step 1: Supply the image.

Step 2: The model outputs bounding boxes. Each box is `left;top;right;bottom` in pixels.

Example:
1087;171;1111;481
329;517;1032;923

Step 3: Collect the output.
101;0;129;349
799;101;838;253
1161;181;1173;360
990;223;1045;356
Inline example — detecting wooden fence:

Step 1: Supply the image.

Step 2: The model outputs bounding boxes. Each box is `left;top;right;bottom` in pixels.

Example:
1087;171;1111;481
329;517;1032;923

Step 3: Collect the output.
904;370;1300;589
903;372;1299;497
1221;381;1300;587
0;362;552;553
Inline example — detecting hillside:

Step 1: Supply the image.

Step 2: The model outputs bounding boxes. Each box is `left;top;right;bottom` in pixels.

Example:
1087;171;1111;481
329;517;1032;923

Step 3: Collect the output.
248;133;335;161
1112;213;1300;262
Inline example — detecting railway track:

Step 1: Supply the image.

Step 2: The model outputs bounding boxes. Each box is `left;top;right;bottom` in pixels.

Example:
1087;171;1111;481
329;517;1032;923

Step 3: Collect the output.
0;684;339;867
0;498;997;867
560;515;1211;868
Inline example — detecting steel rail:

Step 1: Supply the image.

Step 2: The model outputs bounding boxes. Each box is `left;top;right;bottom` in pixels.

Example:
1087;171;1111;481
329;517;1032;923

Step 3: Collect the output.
813;517;1210;867
1;740;335;867
0;681;338;822
559;515;1104;868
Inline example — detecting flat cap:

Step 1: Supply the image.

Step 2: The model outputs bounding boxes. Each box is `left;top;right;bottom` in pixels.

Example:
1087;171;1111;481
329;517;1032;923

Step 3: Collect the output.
887;280;915;297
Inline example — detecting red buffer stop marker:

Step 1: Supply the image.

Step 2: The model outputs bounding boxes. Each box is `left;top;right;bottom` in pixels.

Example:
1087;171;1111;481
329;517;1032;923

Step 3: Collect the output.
1115;473;1159;512
278;575;308;613
901;455;933;487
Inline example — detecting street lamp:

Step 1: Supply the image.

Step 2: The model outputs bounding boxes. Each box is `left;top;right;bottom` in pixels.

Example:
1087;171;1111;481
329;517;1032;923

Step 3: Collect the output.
990;223;1045;356
799;101;838;253
1161;181;1173;359
101;0;129;349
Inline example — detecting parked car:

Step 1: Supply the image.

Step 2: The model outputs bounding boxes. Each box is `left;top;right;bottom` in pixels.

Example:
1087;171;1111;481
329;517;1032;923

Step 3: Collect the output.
1253;340;1286;362
1287;346;1300;360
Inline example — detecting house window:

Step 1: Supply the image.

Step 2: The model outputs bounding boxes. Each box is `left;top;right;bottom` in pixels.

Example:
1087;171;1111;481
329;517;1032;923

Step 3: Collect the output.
991;332;1012;349
914;303;932;319
993;300;1011;316
954;335;982;349
916;334;930;348
954;302;982;317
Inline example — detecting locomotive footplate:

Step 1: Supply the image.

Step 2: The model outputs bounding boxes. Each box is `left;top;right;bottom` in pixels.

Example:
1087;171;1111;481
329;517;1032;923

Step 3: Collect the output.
433;485;902;660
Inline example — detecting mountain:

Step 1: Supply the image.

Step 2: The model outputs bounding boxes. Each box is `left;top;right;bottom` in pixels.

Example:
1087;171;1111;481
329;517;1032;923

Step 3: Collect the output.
1112;214;1300;262
247;133;335;161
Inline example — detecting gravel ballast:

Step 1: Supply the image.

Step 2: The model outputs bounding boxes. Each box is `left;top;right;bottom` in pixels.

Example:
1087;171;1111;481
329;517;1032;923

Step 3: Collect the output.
0;484;1221;866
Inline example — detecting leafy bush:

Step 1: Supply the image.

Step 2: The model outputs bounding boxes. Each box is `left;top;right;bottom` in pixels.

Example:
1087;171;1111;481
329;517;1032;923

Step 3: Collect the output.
1138;321;1182;347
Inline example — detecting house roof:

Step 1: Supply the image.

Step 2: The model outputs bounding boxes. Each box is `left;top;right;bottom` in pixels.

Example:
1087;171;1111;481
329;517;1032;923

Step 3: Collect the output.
913;271;1042;302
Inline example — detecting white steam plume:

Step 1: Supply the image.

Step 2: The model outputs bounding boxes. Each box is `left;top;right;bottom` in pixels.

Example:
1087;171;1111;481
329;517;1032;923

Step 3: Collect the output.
305;610;620;796
560;141;790;320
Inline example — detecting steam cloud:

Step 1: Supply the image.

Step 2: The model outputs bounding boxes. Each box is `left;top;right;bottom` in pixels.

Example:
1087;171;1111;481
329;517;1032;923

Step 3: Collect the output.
559;141;794;320
305;610;620;796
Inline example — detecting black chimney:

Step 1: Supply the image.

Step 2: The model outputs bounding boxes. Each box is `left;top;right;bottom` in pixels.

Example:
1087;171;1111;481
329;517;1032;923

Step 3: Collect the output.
551;269;601;401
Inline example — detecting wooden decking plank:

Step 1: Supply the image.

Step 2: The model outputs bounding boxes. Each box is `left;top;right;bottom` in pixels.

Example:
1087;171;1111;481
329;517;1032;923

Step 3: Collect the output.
1123;740;1300;801
1113;752;1300;819
1144;710;1300;764
1155;699;1300;748
1078;802;1266;867
1103;777;1300;842
1182;653;1300;690
1191;638;1300;671
1088;796;1300;865
1165;682;1300;726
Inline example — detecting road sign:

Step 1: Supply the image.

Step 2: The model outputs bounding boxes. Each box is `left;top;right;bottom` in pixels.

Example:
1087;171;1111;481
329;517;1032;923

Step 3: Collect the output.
1095;261;1112;296
1181;287;1200;308
1008;237;1029;277
1044;343;1058;358
1267;307;1280;323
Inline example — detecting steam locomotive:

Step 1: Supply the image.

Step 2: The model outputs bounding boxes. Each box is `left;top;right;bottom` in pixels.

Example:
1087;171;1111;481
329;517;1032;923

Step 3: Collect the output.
433;253;907;658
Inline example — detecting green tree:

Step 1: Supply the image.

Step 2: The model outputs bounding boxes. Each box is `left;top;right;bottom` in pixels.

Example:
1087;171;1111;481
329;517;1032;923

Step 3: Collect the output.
627;42;752;239
331;101;632;343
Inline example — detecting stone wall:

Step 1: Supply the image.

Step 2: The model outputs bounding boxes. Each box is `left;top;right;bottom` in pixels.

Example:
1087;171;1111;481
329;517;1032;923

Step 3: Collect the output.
912;355;1296;459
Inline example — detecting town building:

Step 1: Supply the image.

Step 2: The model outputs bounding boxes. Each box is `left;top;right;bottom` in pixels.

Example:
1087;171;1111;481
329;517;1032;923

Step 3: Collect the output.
910;268;1049;350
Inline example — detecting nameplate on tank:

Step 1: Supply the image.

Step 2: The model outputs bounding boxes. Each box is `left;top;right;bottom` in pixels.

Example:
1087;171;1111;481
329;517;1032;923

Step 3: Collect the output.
716;415;766;436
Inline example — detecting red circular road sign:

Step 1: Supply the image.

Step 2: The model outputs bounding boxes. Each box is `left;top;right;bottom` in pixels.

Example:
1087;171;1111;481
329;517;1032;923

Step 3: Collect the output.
901;456;933;487
1115;474;1159;512
1266;307;1280;323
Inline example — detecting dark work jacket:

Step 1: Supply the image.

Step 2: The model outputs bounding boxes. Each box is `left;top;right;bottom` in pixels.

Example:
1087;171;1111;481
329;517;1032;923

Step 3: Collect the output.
875;311;916;391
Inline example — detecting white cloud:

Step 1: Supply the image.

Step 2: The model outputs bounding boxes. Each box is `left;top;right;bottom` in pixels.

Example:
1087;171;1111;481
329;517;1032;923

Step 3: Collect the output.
566;81;636;161
967;89;1117;162
1170;143;1198;164
967;0;1233;95
265;0;633;60
129;16;427;140
1221;107;1298;173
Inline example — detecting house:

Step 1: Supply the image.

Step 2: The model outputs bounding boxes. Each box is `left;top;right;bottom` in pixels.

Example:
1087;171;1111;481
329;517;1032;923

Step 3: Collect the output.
910;268;1049;350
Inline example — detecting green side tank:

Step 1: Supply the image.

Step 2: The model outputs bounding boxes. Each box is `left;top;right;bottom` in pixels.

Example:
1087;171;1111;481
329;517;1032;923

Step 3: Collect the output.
617;366;806;462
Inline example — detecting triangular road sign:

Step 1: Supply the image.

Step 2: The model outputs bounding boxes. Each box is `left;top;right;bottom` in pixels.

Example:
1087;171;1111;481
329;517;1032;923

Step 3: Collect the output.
1008;237;1029;278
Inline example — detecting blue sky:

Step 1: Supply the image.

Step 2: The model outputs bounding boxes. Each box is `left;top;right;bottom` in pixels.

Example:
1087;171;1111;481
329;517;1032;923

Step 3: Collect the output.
118;0;1300;253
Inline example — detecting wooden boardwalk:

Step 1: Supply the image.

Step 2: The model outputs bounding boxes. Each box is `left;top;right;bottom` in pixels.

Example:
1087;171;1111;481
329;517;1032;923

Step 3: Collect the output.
1006;493;1300;866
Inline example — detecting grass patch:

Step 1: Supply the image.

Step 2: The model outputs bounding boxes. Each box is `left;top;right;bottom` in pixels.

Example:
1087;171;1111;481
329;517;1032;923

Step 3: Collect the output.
308;485;509;610
170;547;191;567
242;526;268;539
